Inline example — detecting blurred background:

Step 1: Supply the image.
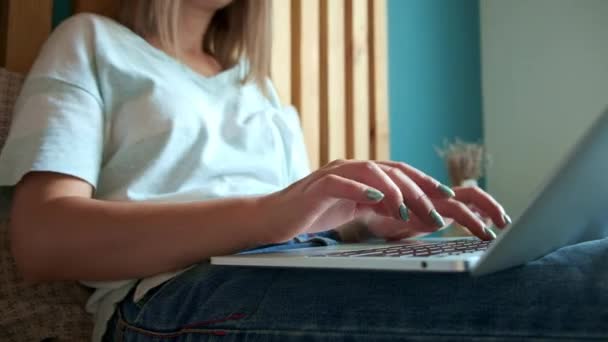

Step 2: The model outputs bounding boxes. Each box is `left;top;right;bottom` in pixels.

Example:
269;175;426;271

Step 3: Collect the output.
390;0;608;219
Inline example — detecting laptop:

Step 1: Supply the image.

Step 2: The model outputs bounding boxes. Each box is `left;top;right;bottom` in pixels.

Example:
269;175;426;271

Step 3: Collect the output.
212;107;608;276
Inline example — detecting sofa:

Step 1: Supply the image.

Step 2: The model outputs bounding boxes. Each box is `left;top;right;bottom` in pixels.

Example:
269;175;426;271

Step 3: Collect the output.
0;68;94;341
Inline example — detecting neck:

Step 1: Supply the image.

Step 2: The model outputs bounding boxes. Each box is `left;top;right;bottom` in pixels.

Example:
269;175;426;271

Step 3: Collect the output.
176;3;215;56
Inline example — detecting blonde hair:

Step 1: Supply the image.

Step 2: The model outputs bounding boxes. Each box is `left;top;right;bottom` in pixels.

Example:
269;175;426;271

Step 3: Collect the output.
118;0;271;93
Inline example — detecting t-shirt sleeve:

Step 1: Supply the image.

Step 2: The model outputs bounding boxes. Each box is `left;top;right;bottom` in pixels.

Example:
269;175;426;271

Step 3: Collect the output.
0;15;104;189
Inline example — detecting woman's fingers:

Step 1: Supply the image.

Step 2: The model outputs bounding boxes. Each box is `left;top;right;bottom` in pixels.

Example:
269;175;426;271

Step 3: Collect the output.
377;164;445;228
367;214;451;241
313;160;509;236
376;161;455;199
321;160;446;227
327;161;406;222
433;199;496;240
453;186;511;228
306;174;387;205
365;214;405;238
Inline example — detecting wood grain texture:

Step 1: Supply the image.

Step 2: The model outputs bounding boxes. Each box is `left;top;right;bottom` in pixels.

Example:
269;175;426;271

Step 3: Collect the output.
320;0;346;165
0;0;8;67
345;0;370;160
2;0;53;73
292;0;321;169
73;0;119;18
369;0;390;160
271;0;292;106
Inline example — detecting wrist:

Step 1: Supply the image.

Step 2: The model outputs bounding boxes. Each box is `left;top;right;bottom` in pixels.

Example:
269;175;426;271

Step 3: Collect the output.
249;193;290;245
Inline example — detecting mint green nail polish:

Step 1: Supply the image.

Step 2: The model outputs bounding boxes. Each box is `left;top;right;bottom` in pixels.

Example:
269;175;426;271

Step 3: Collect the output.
437;184;455;198
484;227;497;239
503;213;512;225
399;203;409;221
429;209;445;227
365;188;384;201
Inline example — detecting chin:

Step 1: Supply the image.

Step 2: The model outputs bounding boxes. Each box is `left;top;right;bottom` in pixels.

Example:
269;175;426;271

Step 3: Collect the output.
185;0;234;12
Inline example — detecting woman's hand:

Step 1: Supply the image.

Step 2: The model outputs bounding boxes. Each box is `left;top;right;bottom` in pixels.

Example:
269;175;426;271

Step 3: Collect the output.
362;186;511;241
261;159;510;243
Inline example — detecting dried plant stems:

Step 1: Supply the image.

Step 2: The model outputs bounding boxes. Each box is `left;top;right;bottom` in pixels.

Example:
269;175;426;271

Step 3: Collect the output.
436;139;489;187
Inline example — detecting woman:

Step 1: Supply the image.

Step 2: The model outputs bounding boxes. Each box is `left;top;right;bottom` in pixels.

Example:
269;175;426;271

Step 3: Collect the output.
0;0;605;341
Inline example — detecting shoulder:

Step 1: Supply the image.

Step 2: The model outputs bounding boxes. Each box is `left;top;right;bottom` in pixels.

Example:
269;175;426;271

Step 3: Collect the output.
26;14;125;100
32;13;115;64
53;13;123;36
40;13;128;55
28;14;133;91
46;13;115;44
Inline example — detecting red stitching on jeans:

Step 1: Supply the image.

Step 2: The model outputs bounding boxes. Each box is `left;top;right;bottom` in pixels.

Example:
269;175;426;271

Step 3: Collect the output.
117;309;239;339
181;313;247;329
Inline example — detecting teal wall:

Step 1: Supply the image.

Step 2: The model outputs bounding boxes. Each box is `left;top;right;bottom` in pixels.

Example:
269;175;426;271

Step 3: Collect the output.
388;0;483;185
52;0;72;28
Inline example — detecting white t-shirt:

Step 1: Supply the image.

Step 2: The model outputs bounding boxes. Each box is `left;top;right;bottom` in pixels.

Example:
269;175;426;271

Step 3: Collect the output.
0;14;310;342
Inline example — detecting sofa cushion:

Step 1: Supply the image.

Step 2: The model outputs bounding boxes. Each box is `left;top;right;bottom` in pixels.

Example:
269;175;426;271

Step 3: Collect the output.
0;68;21;152
0;68;93;341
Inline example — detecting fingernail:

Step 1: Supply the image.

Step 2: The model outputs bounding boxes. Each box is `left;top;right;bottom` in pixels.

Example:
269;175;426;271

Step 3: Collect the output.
429;209;446;227
399;203;409;222
365;188;384;201
437;184;455;198
503;213;512;225
484;226;497;239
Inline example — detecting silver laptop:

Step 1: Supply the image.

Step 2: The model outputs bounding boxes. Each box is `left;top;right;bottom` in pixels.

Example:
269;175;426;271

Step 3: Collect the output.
212;107;608;276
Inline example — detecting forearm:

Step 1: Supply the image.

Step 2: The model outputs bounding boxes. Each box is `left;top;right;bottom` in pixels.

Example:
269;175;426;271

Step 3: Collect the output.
11;196;273;281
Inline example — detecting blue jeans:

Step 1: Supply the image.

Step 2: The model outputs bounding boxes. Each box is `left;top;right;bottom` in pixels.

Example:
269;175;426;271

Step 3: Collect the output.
104;234;608;341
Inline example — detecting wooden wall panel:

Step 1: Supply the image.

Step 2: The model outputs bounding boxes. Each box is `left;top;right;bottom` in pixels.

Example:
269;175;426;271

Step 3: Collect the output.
320;0;346;165
73;0;119;18
271;0;292;106
345;0;370;160
369;0;390;160
1;0;53;73
292;0;321;170
0;0;7;67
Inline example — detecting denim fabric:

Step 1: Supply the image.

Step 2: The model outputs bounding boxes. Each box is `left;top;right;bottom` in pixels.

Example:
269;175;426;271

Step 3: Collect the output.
104;234;608;341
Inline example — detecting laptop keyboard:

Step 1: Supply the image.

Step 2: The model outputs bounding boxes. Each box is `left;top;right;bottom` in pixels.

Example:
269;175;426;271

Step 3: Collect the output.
312;239;492;258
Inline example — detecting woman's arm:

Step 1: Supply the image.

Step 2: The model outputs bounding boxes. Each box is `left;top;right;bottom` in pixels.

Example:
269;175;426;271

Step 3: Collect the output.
11;172;275;282
12;160;508;283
